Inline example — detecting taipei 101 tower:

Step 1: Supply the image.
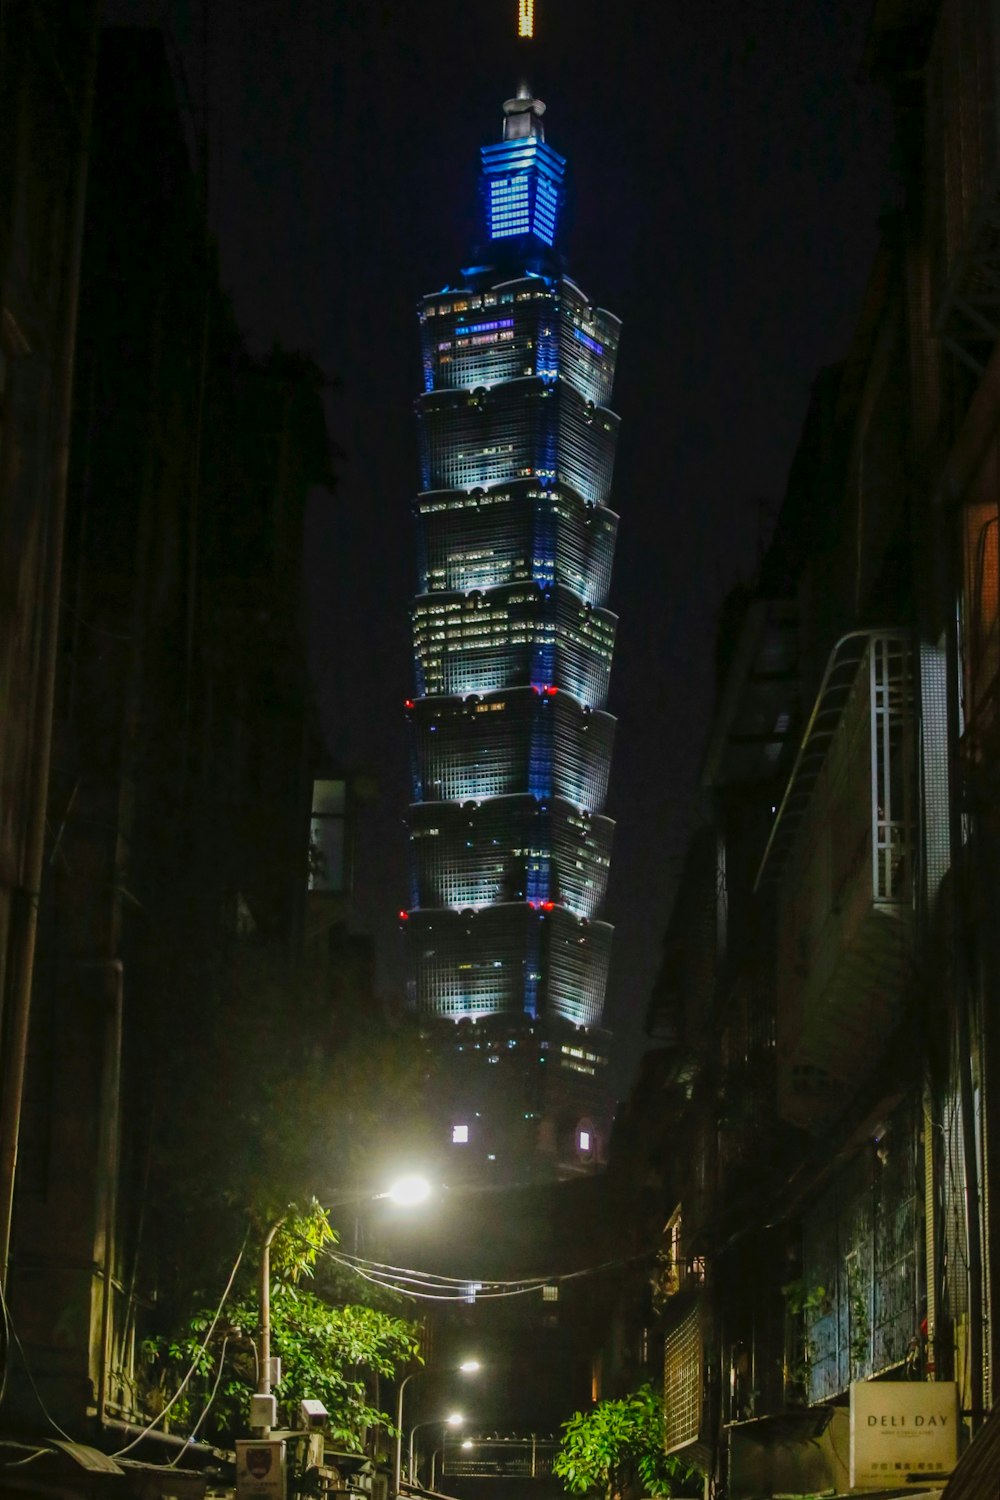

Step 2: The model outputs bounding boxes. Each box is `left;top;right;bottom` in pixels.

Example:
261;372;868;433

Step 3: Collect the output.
403;3;620;1178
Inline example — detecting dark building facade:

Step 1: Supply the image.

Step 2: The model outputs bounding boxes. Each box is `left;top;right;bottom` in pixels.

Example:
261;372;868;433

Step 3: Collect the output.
0;0;101;1307
0;27;336;1467
404;88;619;1176
599;1;1000;1493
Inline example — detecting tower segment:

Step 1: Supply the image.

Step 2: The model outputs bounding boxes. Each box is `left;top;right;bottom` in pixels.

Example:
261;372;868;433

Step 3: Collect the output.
404;87;620;1139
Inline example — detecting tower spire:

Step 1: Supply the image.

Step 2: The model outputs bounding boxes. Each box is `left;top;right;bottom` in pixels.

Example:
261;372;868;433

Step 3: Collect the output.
517;0;534;39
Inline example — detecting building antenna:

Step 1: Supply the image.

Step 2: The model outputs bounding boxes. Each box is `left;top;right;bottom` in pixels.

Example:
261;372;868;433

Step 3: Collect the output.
517;0;534;39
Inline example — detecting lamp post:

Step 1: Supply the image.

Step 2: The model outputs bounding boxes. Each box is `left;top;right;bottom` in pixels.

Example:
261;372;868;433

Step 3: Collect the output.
409;1413;463;1489
430;1439;472;1490
254;1175;431;1434
393;1359;480;1493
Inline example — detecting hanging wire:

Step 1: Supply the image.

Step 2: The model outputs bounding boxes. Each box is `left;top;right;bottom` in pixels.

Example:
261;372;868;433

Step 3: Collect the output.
112;1227;248;1457
1;1444;51;1468
0;1273;11;1409
167;1336;229;1468
321;1245;650;1301
0;1278;73;1441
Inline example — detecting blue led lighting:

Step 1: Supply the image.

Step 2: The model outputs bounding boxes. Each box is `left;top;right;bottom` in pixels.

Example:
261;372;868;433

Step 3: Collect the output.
573;328;605;357
407;108;619;1036
456;318;515;336
481;137;566;250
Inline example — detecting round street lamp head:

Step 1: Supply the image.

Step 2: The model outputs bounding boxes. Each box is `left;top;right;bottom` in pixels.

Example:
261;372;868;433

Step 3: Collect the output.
385;1174;432;1206
446;1412;464;1427
459;1359;481;1373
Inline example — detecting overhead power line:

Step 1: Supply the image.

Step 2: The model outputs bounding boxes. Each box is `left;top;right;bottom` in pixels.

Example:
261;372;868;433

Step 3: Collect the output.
322;1246;651;1302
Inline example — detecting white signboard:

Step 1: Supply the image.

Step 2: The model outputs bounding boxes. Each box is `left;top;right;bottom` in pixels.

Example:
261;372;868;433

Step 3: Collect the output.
236;1439;286;1500
850;1381;958;1489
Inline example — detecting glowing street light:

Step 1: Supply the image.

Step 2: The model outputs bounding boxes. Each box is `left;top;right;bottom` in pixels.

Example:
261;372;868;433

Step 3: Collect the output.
382;1174;432;1207
409;1413;464;1487
394;1359;481;1493
433;1433;474;1489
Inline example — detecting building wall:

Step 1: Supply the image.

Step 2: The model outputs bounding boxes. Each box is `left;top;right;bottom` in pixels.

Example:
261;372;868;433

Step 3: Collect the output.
608;1;1000;1488
0;0;101;1303
2;26;334;1435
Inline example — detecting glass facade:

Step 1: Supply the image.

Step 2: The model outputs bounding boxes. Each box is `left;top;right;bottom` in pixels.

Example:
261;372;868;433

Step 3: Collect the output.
405;88;620;1031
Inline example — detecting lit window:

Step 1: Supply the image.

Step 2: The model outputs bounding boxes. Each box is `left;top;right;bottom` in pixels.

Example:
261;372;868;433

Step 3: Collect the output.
578;1129;591;1152
452;1123;470;1144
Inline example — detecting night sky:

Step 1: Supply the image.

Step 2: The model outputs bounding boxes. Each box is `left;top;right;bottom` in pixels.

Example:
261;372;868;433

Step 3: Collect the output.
143;0;892;1090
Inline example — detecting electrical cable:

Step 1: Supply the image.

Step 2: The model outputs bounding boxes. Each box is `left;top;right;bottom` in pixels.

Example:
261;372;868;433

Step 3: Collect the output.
0;1273;11;1409
0;1284;73;1441
2;1445;51;1468
168;1335;229;1468
334;1245;648;1287
333;1257;549;1302
322;1246;649;1302
112;1227;247;1457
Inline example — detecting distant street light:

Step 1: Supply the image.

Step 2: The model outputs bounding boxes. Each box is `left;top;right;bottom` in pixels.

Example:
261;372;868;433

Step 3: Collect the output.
431;1434;473;1494
255;1174;432;1434
431;1434;476;1494
409;1413;464;1488
394;1359;481;1493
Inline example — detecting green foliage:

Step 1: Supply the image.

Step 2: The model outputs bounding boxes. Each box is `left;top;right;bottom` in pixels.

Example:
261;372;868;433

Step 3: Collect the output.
267;1200;338;1287
780;1280;831;1402
780;1279;829;1317
140;1211;421;1447
553;1384;690;1500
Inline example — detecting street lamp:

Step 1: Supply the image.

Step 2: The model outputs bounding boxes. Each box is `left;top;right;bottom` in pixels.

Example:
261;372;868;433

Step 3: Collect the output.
432;1437;474;1489
254;1174;432;1433
393;1360;481;1493
409;1413;463;1489
378;1174;431;1207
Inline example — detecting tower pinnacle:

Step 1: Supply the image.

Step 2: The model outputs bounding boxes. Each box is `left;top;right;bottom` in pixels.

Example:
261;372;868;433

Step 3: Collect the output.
517;0;534;39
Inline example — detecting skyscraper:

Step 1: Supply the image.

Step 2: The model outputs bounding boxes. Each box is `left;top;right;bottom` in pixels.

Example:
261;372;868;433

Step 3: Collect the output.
404;85;620;1174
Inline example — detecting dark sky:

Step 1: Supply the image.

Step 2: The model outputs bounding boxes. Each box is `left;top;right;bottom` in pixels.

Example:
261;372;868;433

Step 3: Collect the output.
150;0;892;1090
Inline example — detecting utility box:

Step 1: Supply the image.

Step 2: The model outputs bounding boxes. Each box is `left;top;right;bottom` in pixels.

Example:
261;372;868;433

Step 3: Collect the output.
236;1438;287;1499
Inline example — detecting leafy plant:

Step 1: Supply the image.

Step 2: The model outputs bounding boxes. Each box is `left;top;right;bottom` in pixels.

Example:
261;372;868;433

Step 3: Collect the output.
553;1384;692;1500
781;1280;829;1404
780;1279;829;1317
141;1208;422;1447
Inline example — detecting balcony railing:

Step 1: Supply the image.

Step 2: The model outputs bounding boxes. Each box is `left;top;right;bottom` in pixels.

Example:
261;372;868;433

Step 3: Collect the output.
756;632;915;1131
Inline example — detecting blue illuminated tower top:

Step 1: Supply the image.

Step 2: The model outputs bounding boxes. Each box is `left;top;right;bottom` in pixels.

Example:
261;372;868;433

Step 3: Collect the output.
479;87;566;253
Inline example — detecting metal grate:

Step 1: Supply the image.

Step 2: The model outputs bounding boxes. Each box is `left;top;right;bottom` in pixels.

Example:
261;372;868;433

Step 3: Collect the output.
664;1307;702;1452
870;634;916;903
803;1096;922;1402
920;638;952;909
